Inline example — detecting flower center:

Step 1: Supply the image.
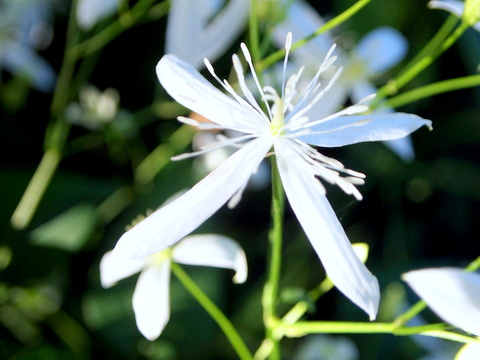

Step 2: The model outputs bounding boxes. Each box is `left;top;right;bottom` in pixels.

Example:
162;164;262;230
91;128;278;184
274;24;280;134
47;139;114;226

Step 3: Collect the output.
270;99;285;137
150;248;172;265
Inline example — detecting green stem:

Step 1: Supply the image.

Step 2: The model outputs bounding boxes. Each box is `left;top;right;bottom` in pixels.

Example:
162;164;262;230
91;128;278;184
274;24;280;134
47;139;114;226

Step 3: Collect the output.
386;74;480;108
373;19;469;106
11;0;79;229
279;321;480;345
257;0;372;71
170;262;253;360
261;158;285;360
465;255;480;272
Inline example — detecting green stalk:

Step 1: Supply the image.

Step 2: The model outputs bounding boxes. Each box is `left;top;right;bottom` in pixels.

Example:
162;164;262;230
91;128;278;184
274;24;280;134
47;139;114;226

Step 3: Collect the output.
257;0;372;71
170;262;253;360
11;0;79;229
260;158;285;360
249;0;261;64
279;321;479;345
373;19;470;107
386;74;480;108
72;0;168;58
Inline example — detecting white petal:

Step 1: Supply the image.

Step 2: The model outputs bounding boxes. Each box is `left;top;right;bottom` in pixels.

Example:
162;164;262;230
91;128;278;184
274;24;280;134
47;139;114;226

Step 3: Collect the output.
99;250;147;288
299;113;432;148
275;139;380;319
156;54;266;133
356;27;408;74
165;0;204;69
172;234;248;283
403;268;480;336
201;1;249;64
428;1;465;18
456;342;480;360
76;0;120;30
111;138;272;261
132;260;171;341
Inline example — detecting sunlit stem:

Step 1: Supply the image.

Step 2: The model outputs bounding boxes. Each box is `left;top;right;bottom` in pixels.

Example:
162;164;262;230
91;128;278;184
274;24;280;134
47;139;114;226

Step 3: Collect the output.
465;255;480;272
373;18;469;107
385;74;480;108
279;320;479;345
171;262;253;360
261;157;285;360
257;0;372;71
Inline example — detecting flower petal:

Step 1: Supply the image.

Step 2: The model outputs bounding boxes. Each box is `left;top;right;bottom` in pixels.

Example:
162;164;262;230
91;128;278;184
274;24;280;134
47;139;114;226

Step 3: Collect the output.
156;54;266;133
132;259;171;340
356;27;408;74
299;113;432;148
166;0;248;70
165;0;204;68
172;234;248;283
202;1;249;64
99;250;147;288
111;137;272;261
403;267;480;336
275;139;380;319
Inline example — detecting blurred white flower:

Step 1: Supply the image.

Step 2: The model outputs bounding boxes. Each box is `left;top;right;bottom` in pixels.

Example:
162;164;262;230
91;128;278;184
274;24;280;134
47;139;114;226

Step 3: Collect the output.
0;0;56;92
165;0;249;69
403;267;480;336
101;233;247;340
76;0;123;30
111;35;431;320
65;84;120;129
272;0;414;160
292;334;358;360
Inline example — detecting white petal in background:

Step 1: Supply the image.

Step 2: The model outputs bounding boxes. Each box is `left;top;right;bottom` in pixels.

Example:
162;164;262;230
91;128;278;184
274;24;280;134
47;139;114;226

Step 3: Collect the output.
403;267;480;336
77;0;121;30
356;27;408;74
132;259;171;341
172;234;248;283
165;0;249;69
275;139;380;320
428;1;465;19
456;342;480;360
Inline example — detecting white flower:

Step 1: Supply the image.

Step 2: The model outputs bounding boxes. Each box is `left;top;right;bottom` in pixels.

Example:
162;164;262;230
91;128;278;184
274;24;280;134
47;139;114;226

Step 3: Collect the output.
111;35;431;320
100;234;247;341
403;267;480;336
429;0;480;28
76;0;123;30
165;0;249;69
272;0;414;161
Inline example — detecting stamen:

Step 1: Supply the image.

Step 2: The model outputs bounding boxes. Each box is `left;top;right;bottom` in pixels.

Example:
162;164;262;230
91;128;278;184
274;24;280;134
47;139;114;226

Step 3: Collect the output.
282;32;293;99
177;116;224;130
240;43;273;120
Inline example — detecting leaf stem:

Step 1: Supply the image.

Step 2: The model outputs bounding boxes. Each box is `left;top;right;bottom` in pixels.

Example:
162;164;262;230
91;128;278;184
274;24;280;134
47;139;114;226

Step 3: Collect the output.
260;158;285;360
171;262;253;360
